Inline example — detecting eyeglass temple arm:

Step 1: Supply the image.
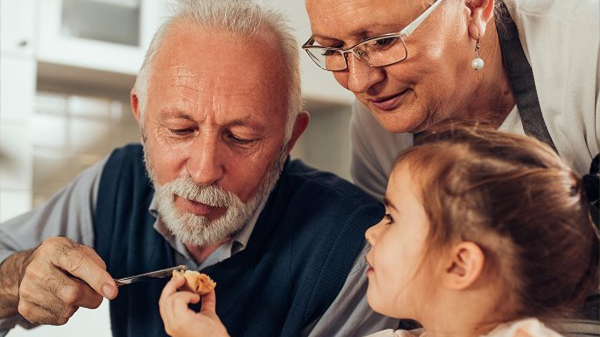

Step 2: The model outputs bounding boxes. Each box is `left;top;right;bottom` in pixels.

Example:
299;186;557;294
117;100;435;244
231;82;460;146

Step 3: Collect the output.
401;0;446;37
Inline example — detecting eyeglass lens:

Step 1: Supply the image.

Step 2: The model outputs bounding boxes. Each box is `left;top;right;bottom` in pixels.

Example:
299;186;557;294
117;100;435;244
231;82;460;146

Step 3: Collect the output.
310;35;407;71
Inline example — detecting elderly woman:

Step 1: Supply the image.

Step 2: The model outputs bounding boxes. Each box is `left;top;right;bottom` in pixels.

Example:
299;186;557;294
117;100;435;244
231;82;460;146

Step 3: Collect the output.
302;0;599;200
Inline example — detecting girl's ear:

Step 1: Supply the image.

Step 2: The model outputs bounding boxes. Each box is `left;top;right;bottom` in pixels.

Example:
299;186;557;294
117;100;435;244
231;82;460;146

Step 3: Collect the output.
442;242;485;290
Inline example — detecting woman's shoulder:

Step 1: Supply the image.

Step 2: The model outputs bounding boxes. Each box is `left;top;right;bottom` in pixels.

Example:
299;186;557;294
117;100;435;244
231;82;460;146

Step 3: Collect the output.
508;0;598;21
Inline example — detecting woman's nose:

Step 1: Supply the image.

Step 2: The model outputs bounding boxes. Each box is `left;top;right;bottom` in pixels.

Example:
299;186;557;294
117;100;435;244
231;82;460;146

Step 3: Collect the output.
346;54;385;94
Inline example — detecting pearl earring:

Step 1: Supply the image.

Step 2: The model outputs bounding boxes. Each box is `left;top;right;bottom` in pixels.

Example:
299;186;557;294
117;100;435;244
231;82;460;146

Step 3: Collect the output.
471;38;484;70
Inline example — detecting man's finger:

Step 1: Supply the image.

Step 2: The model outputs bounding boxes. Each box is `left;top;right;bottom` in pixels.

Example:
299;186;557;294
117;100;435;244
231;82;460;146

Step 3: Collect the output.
54;277;104;309
18;288;79;325
27;258;104;309
72;280;104;309
19;301;62;325
50;243;117;299
80;245;107;270
19;268;73;315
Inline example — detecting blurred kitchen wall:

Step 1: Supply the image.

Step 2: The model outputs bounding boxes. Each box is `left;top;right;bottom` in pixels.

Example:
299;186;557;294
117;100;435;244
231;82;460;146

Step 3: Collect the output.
1;0;354;336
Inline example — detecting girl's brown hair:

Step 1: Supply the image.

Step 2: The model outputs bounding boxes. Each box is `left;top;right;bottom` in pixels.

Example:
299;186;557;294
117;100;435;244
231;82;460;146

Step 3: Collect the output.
396;124;599;321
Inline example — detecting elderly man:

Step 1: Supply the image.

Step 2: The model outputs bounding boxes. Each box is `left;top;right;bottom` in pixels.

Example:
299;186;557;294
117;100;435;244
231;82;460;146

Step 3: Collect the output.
0;1;397;336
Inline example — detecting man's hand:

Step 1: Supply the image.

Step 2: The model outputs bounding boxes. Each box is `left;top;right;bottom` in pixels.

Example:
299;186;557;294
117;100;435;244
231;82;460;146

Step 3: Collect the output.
0;237;118;325
159;274;229;337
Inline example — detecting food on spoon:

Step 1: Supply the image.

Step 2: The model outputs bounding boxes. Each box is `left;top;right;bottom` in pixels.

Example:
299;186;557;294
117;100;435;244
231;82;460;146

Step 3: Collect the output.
173;270;216;295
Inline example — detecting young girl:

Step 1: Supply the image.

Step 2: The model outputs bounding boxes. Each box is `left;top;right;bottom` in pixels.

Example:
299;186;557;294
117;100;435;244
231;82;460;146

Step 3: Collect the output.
362;126;598;337
159;126;599;337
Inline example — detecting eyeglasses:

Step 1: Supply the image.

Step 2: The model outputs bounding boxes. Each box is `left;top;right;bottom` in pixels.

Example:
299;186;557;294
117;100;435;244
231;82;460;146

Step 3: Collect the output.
302;0;445;72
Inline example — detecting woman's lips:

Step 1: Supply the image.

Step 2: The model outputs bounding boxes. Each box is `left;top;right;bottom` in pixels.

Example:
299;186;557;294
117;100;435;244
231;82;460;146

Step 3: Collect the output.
368;90;408;111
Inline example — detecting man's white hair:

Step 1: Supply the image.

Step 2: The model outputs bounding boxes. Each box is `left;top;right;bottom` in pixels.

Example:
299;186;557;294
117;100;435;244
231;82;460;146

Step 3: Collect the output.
134;0;302;142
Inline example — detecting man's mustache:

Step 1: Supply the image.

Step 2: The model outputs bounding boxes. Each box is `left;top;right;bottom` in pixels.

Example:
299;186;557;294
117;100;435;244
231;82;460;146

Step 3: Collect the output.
161;177;242;208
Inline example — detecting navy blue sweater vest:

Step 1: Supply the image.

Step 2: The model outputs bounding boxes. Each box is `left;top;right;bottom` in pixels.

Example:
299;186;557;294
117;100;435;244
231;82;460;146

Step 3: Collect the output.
94;144;383;337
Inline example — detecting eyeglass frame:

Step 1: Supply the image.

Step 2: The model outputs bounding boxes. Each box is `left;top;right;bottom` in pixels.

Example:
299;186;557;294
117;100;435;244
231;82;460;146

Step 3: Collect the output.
302;0;446;72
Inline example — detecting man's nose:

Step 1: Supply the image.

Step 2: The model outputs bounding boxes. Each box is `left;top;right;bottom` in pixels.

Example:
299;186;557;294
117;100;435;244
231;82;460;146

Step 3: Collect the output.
186;136;225;186
346;54;385;94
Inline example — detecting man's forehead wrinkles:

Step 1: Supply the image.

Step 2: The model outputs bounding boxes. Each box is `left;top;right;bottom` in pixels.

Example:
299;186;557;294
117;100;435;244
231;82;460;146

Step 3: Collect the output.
172;64;194;75
159;105;268;131
168;71;265;97
170;67;200;90
170;65;195;82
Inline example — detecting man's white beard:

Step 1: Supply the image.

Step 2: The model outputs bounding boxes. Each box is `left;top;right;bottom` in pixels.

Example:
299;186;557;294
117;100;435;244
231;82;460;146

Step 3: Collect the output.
144;145;286;247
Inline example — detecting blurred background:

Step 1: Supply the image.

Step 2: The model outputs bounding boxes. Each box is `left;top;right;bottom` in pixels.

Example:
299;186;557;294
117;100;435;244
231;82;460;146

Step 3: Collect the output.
0;0;354;335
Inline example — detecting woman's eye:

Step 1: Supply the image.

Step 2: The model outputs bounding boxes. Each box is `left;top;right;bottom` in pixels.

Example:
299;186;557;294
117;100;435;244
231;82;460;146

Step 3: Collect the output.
321;49;339;57
373;37;398;49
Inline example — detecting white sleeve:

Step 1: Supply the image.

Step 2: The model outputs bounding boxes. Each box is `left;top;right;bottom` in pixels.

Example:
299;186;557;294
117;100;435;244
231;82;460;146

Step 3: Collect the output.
350;100;414;201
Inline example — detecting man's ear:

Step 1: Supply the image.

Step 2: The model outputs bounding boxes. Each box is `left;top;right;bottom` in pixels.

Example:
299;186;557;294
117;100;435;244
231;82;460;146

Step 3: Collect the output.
130;89;145;143
285;111;310;153
130;89;142;125
465;0;495;38
442;242;485;290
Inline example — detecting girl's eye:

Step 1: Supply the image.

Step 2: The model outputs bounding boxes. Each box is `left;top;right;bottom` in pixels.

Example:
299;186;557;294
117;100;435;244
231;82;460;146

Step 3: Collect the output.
384;213;394;226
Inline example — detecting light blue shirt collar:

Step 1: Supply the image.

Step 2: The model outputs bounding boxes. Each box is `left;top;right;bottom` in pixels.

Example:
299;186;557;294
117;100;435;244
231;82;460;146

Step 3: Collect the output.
149;196;267;270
